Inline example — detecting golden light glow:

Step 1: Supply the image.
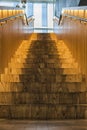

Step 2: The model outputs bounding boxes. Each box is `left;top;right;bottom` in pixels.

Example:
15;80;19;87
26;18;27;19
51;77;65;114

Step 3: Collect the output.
79;10;85;18
8;10;12;17
64;9;87;19
0;9;24;19
74;10;79;16
85;10;87;18
3;10;8;18
70;10;73;15
0;10;1;19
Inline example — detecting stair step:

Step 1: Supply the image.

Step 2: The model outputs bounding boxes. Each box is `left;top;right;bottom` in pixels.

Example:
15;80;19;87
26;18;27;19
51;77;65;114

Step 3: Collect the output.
12;55;35;61
0;104;86;119
8;62;78;69
11;57;75;63
5;68;80;75
0;82;86;93
46;63;78;69
1;74;82;82
9;60;78;67
0;92;86;105
11;58;76;65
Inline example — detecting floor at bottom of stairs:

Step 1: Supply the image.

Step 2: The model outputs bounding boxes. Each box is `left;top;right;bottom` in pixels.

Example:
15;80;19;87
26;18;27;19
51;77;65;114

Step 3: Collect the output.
0;120;87;130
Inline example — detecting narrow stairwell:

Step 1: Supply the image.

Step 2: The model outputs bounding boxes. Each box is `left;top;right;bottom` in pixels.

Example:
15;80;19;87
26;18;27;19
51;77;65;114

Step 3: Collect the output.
0;33;86;119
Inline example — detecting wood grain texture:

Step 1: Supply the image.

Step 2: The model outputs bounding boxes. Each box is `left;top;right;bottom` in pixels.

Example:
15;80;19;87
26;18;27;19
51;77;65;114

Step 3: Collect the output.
0;120;87;130
55;8;87;84
0;9;30;73
0;33;86;119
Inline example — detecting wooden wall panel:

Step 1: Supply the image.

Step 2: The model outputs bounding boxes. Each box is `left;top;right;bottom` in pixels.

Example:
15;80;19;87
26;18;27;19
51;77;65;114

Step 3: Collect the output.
56;8;87;83
0;9;31;74
0;9;24;19
1;18;22;73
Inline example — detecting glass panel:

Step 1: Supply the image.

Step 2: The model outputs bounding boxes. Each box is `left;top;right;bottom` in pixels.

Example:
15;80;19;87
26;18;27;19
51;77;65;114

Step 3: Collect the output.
42;3;47;27
34;3;42;28
26;2;33;17
48;3;53;29
33;2;53;32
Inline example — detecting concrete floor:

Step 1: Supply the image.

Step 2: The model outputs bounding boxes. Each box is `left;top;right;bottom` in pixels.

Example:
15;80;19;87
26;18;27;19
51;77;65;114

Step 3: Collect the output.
0;120;87;130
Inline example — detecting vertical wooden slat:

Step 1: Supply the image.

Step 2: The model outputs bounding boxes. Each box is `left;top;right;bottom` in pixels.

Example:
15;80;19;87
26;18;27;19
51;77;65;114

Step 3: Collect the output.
0;8;30;73
57;8;87;84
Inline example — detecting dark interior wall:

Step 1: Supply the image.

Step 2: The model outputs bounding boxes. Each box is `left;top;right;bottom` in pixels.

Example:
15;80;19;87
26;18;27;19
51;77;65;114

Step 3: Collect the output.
79;0;87;5
55;0;80;17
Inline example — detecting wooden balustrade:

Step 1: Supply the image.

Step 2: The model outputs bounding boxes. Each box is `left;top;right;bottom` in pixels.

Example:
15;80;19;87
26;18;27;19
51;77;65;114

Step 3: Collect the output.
0;7;24;19
62;6;87;18
55;6;87;84
0;7;31;74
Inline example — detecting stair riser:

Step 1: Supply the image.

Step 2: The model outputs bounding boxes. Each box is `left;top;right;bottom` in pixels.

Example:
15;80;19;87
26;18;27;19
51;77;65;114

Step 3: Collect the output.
1;74;82;82
0;82;86;92
8;63;78;69
5;68;80;75
0;105;86;119
11;58;75;64
0;92;86;105
10;60;75;66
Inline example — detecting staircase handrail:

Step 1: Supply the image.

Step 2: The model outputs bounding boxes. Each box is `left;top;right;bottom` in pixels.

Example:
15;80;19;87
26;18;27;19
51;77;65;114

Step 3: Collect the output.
53;16;59;21
63;14;87;23
53;15;63;25
53;13;87;26
0;13;28;25
26;15;35;25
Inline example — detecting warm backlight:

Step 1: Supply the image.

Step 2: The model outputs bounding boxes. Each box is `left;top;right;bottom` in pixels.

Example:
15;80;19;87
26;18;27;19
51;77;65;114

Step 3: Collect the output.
0;9;24;19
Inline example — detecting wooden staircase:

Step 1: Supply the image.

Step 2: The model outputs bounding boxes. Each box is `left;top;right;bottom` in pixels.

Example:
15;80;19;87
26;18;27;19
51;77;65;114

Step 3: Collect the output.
0;33;86;119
